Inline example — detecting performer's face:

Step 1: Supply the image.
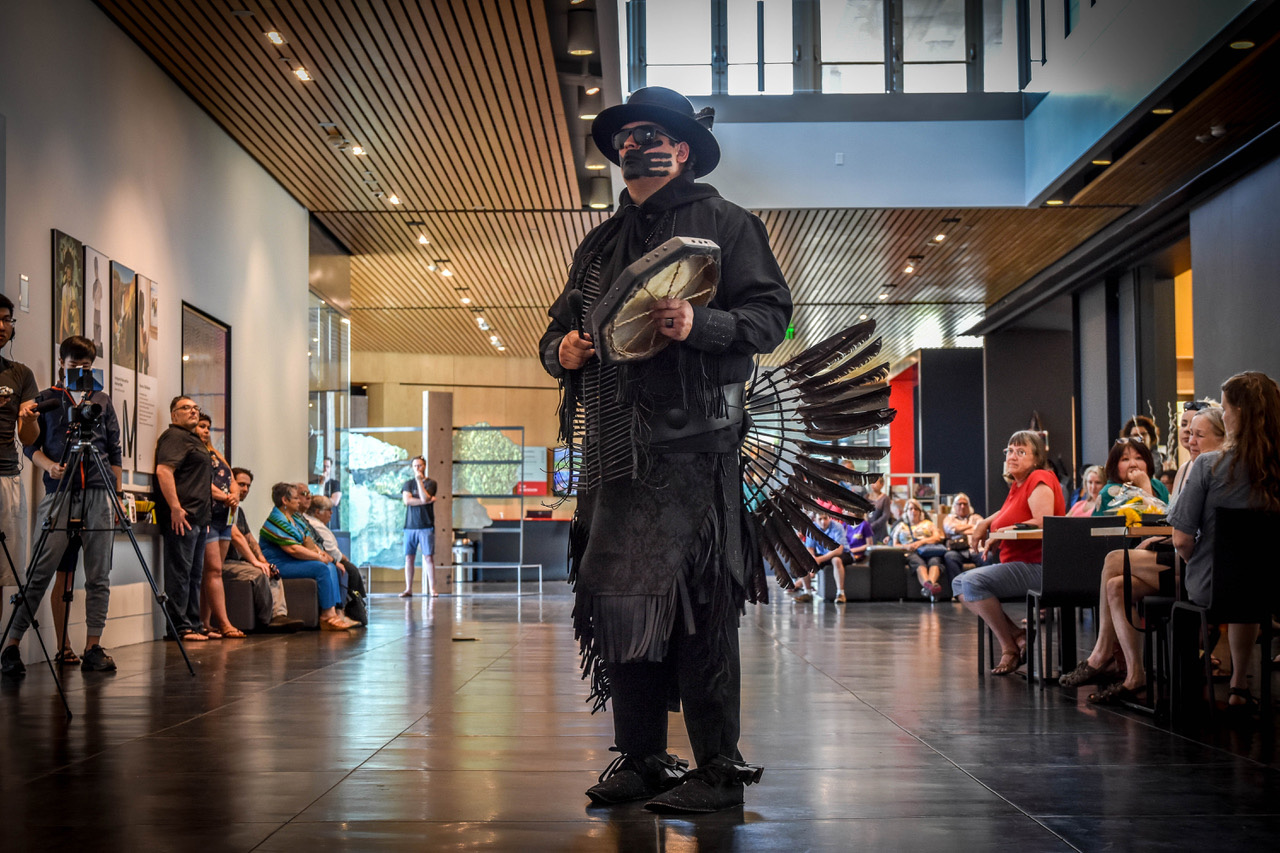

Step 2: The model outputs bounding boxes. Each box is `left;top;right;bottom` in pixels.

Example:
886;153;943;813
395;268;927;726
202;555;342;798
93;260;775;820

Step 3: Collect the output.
616;121;687;180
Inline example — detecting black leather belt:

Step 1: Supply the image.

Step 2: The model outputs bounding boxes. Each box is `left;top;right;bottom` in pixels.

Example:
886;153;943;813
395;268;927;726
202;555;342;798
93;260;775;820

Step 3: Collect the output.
648;382;745;443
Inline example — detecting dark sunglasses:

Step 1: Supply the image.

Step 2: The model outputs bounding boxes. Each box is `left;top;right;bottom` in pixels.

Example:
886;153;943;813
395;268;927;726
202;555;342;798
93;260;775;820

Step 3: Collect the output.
611;124;681;151
1182;400;1210;411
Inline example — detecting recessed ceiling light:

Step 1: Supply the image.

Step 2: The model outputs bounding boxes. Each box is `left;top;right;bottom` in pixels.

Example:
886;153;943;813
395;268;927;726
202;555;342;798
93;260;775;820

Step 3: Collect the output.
350;146;366;156
490;335;499;344
497;345;506;351
903;264;915;274
293;67;313;81
418;235;429;244
460;296;471;304
1230;40;1255;49
265;31;285;44
1151;106;1174;115
859;312;868;320
585;85;601;96
1091;158;1112;166
878;293;888;300
1045;199;1065;206
387;194;401;204
933;233;946;243
440;268;453;277
182;354;190;361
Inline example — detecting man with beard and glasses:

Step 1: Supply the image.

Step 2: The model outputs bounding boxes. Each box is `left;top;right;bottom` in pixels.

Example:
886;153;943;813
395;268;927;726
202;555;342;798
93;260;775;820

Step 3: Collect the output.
540;86;792;813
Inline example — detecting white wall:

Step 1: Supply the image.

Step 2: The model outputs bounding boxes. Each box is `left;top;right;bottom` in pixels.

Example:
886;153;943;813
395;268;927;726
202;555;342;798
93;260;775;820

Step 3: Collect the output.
0;0;310;649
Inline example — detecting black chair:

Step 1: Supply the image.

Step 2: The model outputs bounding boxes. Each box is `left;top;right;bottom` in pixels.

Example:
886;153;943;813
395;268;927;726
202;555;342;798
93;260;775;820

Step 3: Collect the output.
1118;544;1179;718
1025;516;1125;689
1169;507;1278;726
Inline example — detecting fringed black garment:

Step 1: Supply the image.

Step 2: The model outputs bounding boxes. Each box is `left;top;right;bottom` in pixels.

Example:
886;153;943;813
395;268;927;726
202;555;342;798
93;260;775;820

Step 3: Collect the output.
540;176;792;711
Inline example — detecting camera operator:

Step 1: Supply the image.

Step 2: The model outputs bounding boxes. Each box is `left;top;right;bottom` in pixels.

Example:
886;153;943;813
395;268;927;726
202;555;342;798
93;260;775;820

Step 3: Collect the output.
1;336;122;678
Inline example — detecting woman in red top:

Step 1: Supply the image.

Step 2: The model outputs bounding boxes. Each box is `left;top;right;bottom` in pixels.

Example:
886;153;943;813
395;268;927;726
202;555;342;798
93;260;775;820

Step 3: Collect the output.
953;430;1066;675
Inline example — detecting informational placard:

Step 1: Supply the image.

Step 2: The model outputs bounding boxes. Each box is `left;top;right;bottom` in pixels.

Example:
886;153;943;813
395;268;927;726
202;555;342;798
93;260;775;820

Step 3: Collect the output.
84;246;110;391
134;275;159;475
516;445;549;496
110;260;137;485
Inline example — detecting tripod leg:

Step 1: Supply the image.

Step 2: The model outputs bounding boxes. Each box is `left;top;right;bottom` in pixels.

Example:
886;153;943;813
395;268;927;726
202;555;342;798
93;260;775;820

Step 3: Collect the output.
86;446;197;677
54;539;80;661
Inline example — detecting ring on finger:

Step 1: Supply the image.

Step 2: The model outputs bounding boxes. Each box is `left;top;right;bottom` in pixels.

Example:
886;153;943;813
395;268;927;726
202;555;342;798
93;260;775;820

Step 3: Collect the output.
664;317;674;328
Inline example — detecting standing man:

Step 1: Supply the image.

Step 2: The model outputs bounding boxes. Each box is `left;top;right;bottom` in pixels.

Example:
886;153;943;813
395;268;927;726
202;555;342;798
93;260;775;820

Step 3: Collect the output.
321;457;342;530
400;456;437;598
540;87;792;813
0;294;39;590
3;337;122;678
153;396;212;642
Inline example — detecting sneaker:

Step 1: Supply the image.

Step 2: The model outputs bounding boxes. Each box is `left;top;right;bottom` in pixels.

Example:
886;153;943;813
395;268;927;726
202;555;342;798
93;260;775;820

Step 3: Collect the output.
793;592;813;603
644;756;763;814
80;644;117;672
834;592;847;604
0;645;25;679
586;750;689;805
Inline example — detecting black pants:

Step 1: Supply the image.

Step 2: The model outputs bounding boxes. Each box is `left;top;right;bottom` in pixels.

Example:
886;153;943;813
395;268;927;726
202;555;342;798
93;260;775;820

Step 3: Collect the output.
606;594;743;769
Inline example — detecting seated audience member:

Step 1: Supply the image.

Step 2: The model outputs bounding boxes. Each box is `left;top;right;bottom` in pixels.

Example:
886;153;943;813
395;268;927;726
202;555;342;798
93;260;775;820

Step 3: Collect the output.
891;499;945;597
953;431;1066;675
1170;400;1216;496
194;411;244;639
804;509;847;603
1170;371;1280;708
1066;466;1105;518
942;493;987;585
845;516;874;563
304;493;368;624
222;467;300;632
259;482;359;631
1093;437;1169;515
2;337;121;678
1120;414;1164;473
1158;469;1176;492
1063;406;1226;699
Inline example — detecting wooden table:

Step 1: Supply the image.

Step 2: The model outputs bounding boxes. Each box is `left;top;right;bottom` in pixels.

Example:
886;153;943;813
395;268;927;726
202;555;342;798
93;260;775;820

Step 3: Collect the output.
987;527;1043;541
1090;525;1173;537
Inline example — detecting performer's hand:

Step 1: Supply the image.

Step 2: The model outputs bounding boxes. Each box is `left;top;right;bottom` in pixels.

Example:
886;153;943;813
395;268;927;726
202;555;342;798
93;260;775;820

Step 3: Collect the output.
49;463;67;480
170;505;191;535
651;298;693;341
18;399;38;425
558;330;595;370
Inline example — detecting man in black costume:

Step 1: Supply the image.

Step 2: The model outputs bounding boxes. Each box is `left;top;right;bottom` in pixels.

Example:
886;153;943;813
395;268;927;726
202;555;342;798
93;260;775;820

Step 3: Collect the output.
540;87;792;813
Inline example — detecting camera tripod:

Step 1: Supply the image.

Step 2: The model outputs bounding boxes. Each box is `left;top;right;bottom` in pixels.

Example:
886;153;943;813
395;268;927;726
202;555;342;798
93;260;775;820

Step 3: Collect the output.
2;398;195;719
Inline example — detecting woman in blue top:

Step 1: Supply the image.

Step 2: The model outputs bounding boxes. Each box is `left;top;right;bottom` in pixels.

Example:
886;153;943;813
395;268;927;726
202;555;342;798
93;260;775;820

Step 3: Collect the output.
1171;371;1280;708
1092;437;1169;516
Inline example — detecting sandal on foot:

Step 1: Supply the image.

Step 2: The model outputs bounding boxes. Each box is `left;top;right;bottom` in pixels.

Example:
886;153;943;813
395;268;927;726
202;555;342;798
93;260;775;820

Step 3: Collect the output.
398;590;413;598
1227;687;1259;710
1059;661;1122;688
992;649;1024;676
180;632;210;642
1088;682;1147;705
218;626;247;638
54;648;81;666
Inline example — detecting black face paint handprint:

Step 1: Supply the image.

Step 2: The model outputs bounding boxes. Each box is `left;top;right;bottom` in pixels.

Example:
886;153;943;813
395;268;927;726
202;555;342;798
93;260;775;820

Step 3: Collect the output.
621;138;674;179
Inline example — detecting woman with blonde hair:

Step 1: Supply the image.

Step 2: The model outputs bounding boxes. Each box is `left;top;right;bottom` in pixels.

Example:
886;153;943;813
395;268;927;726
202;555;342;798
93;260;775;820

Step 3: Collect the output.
954;431;1066;675
1066;466;1105;517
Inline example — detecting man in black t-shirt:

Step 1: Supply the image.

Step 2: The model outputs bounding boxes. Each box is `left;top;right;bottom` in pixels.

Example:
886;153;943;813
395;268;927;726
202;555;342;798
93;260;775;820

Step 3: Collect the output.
400;455;437;597
0;294;40;588
153;396;213;641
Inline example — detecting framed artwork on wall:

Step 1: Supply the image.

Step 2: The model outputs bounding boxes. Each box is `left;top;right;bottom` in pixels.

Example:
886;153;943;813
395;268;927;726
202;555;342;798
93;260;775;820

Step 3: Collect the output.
111;260;138;485
134;275;160;480
84;245;110;391
52;229;84;382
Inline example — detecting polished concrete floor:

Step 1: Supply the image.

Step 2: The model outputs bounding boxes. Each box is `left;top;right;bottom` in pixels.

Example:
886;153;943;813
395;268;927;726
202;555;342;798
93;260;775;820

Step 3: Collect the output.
2;590;1279;851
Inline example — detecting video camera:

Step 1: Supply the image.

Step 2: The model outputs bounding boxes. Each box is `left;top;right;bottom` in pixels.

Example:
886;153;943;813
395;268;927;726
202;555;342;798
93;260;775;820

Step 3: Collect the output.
38;367;105;432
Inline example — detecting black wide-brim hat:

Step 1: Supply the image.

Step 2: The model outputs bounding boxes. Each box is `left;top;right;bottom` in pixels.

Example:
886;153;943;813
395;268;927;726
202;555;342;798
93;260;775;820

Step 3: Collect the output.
592;86;720;178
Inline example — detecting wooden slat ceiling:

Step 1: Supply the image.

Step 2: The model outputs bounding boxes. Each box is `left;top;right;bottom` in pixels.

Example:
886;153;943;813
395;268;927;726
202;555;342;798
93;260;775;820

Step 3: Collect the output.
98;0;1137;368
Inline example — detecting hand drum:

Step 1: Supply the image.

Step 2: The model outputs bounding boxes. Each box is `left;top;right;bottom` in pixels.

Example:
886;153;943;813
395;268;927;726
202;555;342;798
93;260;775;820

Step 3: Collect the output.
588;236;720;364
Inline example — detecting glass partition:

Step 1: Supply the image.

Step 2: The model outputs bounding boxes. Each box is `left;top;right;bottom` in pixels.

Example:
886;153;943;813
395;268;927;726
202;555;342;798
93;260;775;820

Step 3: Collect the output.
308;292;350;530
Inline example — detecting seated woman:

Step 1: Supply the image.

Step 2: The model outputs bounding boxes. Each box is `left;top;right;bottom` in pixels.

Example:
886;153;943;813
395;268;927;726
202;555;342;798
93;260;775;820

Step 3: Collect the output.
1060;410;1225;698
259;481;359;631
954;430;1066;675
1170;371;1280;708
891;499;945;597
942;493;986;585
1093;437;1170;514
1066;466;1105;517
